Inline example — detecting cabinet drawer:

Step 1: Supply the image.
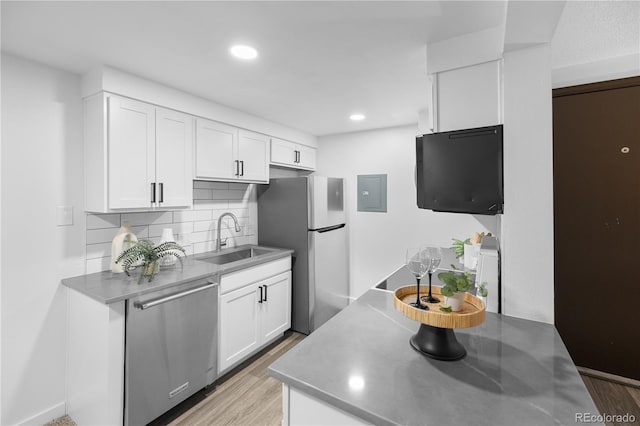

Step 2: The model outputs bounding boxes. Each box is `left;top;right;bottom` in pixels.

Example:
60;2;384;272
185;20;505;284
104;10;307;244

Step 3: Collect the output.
220;256;291;294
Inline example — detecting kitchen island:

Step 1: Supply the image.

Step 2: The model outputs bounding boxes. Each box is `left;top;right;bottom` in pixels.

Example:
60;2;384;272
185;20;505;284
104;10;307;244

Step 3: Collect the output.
268;286;600;425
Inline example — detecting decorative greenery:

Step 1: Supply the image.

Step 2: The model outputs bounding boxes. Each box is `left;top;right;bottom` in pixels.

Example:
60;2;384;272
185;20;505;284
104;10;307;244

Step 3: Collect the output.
115;240;186;283
478;282;488;298
439;306;453;313
451;238;471;259
438;265;474;297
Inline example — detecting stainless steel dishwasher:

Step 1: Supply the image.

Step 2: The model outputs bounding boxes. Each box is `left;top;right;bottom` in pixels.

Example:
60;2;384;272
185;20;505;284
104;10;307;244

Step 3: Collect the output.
125;276;218;426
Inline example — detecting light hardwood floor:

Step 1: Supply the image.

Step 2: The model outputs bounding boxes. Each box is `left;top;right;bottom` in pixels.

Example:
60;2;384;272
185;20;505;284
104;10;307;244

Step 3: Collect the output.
154;331;306;426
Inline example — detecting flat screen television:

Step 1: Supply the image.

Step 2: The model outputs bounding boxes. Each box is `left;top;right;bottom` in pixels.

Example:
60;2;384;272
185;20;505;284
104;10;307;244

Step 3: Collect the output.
416;124;503;215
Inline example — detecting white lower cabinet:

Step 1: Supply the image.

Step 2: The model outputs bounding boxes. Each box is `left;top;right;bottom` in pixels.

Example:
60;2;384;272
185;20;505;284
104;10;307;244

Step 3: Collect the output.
219;261;291;373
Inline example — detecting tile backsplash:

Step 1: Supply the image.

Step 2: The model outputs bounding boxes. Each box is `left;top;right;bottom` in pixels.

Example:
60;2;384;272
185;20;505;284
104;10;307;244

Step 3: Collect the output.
85;181;258;274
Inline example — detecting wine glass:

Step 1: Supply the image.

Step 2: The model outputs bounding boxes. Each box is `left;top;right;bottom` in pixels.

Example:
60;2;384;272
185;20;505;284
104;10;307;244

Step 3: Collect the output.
421;246;442;304
406;247;429;310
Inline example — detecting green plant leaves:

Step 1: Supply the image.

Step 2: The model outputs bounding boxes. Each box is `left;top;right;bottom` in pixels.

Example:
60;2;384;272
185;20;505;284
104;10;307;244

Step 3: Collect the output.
437;265;473;296
115;239;186;283
439;306;453;313
451;238;471;258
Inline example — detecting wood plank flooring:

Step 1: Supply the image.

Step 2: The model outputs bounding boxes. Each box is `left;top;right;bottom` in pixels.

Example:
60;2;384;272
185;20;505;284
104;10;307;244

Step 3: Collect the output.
579;374;640;426
153;331;305;426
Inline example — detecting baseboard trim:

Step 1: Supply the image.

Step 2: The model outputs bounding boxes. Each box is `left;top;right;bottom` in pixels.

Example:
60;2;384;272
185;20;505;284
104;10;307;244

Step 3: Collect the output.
17;401;66;426
578;366;640;389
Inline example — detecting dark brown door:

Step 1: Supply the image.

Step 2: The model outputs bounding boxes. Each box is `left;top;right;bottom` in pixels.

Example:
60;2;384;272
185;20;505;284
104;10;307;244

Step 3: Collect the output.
553;77;640;380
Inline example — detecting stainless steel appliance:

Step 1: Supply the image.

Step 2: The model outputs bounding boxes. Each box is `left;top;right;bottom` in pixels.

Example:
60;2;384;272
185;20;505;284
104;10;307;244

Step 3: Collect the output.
125;277;218;426
258;176;348;334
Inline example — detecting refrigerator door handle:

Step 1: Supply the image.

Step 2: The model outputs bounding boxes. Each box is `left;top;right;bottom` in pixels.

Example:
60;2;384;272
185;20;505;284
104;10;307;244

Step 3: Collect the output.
309;224;346;233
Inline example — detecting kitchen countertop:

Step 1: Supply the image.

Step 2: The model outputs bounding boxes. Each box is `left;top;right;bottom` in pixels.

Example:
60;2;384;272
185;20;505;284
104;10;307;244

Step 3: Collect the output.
376;248;472;292
268;288;599;425
61;245;294;304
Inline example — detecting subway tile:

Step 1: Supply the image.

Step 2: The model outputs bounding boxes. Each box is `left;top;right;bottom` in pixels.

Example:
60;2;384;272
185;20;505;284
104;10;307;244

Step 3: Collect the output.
228;200;252;209
86;242;112;260
172;209;212;223
121;211;172;227
194;200;228;210
211;190;229;200
86;256;111;274
192;241;215;254
228;182;250;191
234;235;257;246
227;190;247;200
86;225;148;245
190;230;215;244
242;224;255;236
226;208;250;218
193;220;217;233
86;228;116;244
149;222;194;238
86;213;121;229
193;188;214;200
194;180;229;190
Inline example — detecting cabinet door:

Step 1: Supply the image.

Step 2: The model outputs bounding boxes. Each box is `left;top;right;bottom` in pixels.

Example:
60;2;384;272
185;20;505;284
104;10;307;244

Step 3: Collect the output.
107;96;156;209
238;130;269;182
219;283;260;372
260;271;292;343
156;108;193;208
270;138;297;167
195;119;237;180
297;144;317;170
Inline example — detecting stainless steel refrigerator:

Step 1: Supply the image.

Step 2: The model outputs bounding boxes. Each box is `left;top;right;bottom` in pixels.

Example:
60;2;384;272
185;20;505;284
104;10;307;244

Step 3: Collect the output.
258;176;349;334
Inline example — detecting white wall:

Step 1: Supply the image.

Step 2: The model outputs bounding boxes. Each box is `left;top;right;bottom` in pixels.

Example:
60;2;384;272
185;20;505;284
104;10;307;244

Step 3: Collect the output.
502;45;554;323
1;54;85;424
316;125;498;298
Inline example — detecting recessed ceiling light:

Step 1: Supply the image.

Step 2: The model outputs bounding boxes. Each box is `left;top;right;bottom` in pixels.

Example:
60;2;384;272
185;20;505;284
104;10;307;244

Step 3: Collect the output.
230;45;258;60
350;114;365;121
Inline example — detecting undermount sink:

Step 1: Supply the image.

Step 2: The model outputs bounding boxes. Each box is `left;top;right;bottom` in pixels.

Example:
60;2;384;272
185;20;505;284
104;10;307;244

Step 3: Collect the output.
198;247;273;265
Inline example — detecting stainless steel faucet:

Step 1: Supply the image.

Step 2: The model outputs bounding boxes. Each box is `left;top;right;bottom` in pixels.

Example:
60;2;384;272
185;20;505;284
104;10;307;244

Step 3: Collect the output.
216;212;242;251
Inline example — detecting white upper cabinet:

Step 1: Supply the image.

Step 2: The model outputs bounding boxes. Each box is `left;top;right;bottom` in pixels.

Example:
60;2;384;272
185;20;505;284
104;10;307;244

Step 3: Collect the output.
84;93;193;212
195;118;269;183
195;119;237;180
155;107;194;208
238;130;269;182
270;137;316;171
107;96;156;210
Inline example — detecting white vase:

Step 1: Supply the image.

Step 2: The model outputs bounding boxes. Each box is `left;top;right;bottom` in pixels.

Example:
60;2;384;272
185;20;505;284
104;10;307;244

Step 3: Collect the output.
111;224;138;273
445;292;466;312
159;228;177;266
464;243;480;270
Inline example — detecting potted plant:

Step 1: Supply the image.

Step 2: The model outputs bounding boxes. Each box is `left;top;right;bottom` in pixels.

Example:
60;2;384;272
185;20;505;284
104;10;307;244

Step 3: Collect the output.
451;238;470;259
477;282;489;309
438;266;474;312
115;240;186;283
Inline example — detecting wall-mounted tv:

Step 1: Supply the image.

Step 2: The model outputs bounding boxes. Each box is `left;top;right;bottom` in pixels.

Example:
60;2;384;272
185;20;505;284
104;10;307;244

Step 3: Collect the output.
416;125;503;215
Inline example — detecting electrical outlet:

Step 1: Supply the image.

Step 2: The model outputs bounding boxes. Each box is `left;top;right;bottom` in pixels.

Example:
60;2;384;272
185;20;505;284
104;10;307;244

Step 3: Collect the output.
244;225;255;236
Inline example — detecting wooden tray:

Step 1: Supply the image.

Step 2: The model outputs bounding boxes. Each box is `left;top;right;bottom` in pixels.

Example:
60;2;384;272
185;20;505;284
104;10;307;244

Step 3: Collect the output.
394;285;485;329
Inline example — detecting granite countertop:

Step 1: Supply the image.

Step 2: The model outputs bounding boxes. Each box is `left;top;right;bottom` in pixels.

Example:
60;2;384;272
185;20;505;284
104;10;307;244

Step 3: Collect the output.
62;244;294;304
268;289;599;426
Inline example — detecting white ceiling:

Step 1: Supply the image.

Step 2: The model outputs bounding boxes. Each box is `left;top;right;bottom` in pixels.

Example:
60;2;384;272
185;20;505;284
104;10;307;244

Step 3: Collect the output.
2;1;638;137
551;0;640;69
